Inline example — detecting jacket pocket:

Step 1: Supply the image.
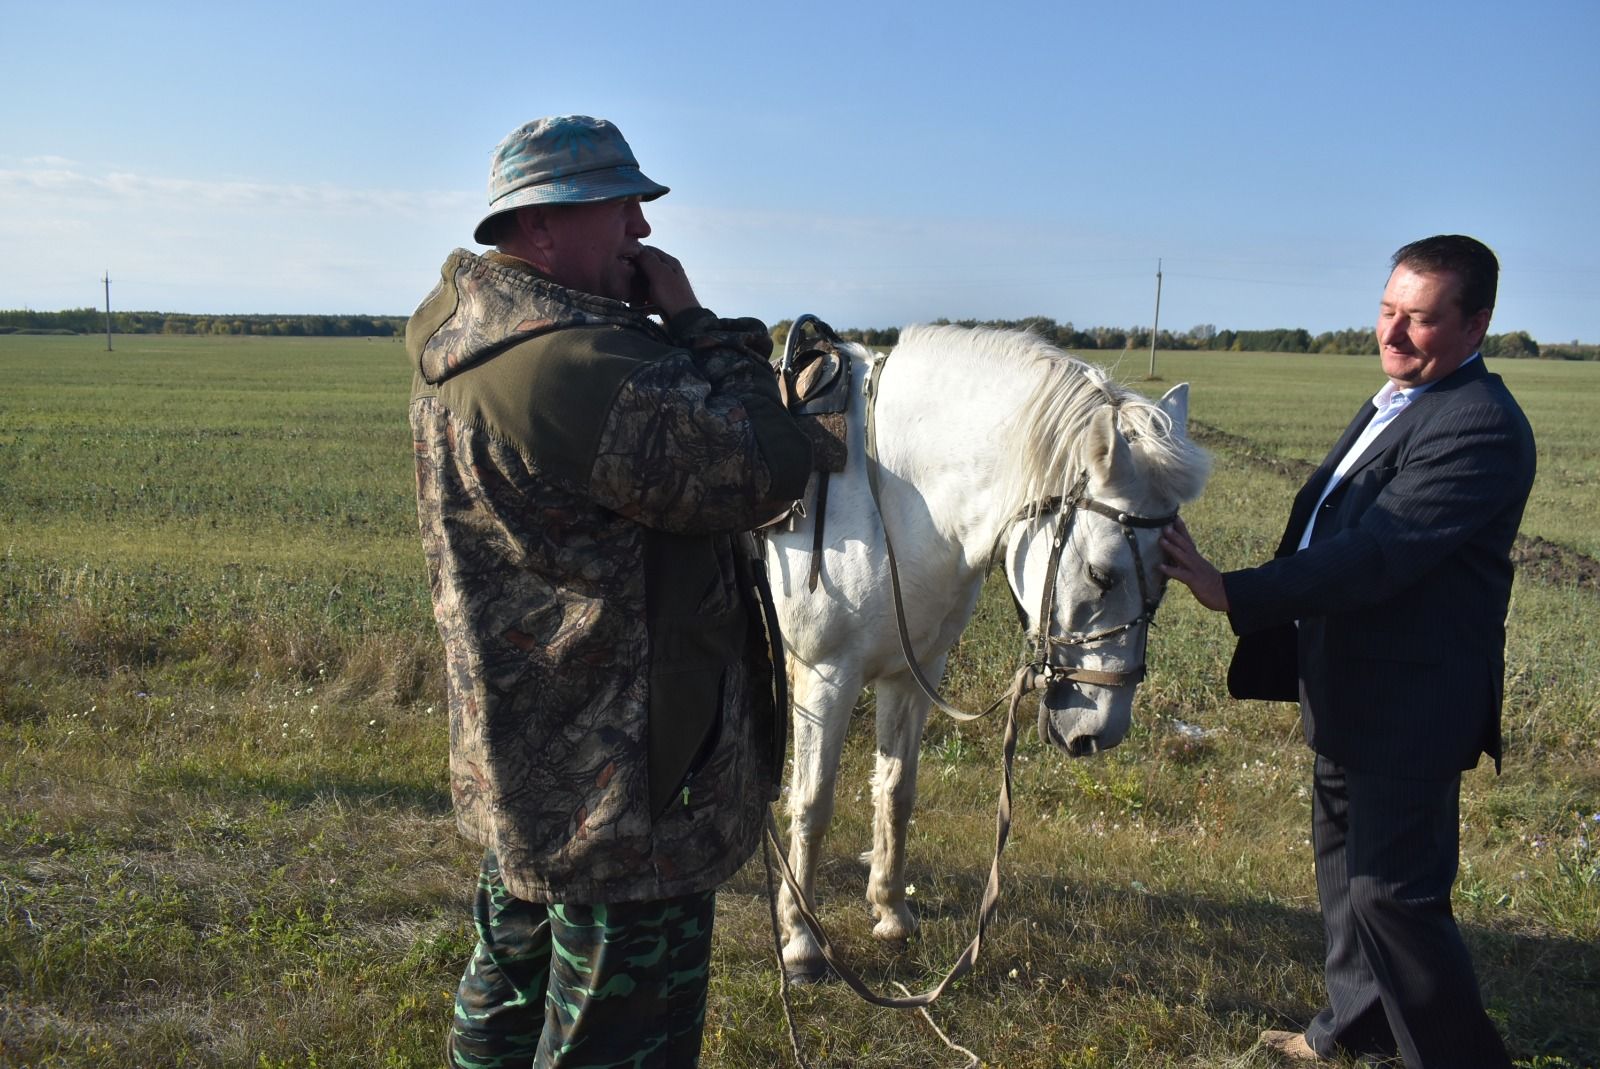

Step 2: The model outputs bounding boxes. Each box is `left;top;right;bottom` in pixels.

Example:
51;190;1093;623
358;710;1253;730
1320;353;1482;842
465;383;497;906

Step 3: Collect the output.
1324;464;1399;519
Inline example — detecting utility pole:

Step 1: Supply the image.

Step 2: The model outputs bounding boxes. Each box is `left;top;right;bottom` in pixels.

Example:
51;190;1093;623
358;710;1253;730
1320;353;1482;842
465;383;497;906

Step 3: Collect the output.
103;272;113;351
1147;258;1162;379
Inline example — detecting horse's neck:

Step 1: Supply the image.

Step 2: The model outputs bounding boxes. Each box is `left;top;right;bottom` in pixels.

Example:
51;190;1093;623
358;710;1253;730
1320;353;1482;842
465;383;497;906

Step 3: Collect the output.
869;351;1022;569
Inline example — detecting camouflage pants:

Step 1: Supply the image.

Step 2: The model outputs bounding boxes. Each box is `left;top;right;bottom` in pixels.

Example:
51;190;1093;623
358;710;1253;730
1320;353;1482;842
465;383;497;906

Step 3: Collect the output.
447;851;717;1069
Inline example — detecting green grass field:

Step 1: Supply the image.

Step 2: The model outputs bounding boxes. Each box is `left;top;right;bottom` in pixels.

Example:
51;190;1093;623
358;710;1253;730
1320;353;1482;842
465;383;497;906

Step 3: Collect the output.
2;334;1596;1068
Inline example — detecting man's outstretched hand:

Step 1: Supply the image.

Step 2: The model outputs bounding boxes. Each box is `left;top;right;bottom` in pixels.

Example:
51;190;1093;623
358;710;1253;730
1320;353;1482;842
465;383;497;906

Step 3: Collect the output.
1159;515;1230;613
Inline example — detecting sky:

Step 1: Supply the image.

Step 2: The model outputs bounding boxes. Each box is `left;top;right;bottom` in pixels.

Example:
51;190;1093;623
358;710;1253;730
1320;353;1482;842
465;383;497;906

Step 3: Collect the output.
3;0;1598;343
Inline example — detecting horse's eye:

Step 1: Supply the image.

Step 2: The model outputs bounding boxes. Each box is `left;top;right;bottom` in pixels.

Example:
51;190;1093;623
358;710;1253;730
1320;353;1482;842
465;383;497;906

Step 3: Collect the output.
1086;564;1116;591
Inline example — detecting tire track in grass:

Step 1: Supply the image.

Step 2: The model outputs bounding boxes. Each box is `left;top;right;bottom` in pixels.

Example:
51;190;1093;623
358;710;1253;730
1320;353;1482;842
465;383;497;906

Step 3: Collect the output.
1188;420;1600;593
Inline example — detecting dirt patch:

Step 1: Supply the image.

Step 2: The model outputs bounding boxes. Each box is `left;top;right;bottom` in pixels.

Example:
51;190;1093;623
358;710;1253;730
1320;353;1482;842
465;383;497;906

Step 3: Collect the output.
1189;422;1317;481
1189;421;1600;593
1508;534;1600;591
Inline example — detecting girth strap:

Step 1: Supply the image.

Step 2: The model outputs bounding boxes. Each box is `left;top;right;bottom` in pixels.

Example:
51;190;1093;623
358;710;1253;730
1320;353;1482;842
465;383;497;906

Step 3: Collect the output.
807;472;830;593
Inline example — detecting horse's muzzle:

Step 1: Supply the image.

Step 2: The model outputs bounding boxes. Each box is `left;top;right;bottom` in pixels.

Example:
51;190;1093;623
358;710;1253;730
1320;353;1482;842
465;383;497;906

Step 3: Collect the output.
1037;682;1131;758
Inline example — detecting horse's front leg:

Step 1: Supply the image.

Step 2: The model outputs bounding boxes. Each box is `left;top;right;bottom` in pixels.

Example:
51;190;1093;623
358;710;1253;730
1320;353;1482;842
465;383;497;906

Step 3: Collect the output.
778;663;858;981
867;670;937;942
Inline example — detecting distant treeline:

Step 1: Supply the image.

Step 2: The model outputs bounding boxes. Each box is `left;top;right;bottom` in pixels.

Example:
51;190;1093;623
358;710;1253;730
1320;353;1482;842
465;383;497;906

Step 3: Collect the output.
784;317;1589;361
0;308;405;337
5;308;1594;360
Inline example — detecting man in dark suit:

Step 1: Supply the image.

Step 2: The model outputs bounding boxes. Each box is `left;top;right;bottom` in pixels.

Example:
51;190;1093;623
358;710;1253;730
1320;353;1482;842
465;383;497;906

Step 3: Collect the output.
1159;235;1534;1067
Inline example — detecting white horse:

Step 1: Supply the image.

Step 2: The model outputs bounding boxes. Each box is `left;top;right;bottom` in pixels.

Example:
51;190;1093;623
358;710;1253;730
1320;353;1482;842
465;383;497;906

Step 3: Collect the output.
765;323;1210;980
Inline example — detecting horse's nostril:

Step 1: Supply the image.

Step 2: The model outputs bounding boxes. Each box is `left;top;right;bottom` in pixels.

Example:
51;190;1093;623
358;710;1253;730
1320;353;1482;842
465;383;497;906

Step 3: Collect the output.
1069;735;1100;757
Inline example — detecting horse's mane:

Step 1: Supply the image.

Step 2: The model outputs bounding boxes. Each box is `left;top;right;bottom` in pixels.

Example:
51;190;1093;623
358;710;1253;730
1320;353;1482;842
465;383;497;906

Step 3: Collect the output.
895;324;1210;517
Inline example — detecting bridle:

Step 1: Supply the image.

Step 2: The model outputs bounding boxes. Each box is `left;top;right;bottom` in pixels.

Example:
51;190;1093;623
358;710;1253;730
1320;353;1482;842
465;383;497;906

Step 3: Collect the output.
859;343;1179;719
1015;472;1178;692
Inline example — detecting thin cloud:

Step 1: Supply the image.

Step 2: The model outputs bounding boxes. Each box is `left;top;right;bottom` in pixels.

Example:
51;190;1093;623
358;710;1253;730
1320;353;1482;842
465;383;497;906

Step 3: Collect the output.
0;161;474;219
0;159;478;315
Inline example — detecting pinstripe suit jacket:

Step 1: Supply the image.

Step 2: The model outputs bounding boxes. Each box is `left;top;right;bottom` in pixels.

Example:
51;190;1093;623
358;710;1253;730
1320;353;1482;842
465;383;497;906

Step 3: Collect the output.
1223;357;1536;777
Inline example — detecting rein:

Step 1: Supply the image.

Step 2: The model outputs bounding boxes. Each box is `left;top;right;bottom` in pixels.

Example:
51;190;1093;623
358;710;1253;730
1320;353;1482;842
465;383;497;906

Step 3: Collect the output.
861;353;1007;722
764;662;1045;1009
762;661;1044;1069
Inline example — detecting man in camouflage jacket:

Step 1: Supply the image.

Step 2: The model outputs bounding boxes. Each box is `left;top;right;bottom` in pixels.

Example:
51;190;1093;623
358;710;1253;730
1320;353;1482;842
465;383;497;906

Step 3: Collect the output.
410;116;811;1068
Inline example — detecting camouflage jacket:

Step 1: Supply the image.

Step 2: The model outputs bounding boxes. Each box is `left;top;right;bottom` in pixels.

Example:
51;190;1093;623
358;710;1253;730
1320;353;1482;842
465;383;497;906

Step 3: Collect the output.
409;249;810;902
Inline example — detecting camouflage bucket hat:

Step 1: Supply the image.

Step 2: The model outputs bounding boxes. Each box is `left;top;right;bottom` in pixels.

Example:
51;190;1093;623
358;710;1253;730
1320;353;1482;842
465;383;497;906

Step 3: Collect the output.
473;115;669;244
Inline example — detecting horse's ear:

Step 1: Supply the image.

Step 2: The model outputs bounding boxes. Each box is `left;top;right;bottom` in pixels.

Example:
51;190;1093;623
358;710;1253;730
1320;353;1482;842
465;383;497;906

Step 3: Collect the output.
1157;382;1190;430
1086;405;1134;486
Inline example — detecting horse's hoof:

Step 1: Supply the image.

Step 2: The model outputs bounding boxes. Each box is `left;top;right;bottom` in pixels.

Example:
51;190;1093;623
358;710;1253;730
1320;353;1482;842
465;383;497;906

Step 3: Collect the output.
783;960;834;985
871;916;918;943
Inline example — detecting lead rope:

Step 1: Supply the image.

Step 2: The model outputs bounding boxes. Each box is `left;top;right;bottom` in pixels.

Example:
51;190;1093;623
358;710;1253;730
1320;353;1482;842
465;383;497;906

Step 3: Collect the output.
761;661;1048;1067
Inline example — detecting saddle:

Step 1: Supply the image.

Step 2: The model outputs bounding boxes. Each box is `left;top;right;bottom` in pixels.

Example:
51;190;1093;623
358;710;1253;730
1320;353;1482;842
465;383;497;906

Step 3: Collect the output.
773;315;853;591
778;316;850;474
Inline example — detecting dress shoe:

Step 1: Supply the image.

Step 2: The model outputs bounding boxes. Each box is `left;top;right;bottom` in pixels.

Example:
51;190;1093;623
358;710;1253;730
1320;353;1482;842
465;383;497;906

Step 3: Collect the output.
1258;1029;1325;1062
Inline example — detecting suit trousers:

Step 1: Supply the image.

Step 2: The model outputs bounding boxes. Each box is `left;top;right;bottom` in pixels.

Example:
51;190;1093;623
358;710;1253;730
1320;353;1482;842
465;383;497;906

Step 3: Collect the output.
1303;755;1510;1068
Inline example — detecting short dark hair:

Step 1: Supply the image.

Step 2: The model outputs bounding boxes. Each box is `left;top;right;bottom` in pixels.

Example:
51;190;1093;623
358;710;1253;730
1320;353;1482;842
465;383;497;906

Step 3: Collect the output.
1391;234;1499;319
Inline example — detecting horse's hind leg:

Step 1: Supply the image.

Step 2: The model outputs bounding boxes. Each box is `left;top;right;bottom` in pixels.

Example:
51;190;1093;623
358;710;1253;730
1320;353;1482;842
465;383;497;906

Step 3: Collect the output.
867;670;937;942
778;662;859;981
